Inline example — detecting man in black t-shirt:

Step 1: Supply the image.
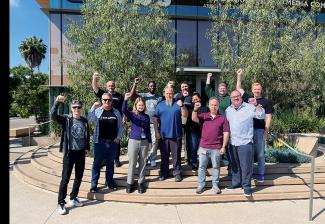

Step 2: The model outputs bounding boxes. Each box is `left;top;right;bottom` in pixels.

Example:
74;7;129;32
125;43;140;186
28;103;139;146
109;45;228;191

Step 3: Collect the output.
236;68;273;183
92;72;124;167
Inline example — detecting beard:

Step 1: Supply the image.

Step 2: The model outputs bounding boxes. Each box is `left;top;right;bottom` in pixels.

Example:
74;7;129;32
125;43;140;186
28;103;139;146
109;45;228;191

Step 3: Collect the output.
165;99;173;107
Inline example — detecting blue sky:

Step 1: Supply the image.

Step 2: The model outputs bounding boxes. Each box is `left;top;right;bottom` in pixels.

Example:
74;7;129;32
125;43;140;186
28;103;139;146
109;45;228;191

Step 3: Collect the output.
10;0;49;73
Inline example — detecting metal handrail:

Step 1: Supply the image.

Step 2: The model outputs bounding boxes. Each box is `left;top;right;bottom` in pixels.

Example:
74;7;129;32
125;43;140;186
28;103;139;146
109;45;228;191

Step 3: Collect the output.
28;120;53;147
268;132;316;221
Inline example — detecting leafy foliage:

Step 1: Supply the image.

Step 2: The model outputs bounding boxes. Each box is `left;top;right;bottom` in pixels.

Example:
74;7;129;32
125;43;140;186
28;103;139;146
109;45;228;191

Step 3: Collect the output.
10;66;49;122
65;0;175;109
271;109;325;133
265;147;311;163
207;0;325;115
18;36;47;72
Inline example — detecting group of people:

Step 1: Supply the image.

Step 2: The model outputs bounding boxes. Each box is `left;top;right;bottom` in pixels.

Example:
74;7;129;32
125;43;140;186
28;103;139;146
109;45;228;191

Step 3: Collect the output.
51;68;272;215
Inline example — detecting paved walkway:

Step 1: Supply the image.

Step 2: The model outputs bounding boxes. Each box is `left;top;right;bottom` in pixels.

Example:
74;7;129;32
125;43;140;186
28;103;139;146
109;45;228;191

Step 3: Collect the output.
10;145;325;224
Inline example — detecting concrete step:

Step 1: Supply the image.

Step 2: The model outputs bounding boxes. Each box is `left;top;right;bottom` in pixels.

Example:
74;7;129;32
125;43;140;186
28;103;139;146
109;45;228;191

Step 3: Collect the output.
47;146;325;175
13;154;325;204
31;151;325;188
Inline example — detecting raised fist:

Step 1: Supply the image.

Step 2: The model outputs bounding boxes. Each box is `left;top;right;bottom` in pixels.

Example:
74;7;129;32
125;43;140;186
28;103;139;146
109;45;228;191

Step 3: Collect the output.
237;68;243;76
93;72;100;81
207;73;213;79
92;102;101;109
176;99;183;107
56;95;65;103
248;97;257;106
134;78;140;85
194;102;201;110
124;92;131;100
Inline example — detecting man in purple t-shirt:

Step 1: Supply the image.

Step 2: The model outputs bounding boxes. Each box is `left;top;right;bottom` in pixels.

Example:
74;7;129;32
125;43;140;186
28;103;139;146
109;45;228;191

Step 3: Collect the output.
192;97;229;194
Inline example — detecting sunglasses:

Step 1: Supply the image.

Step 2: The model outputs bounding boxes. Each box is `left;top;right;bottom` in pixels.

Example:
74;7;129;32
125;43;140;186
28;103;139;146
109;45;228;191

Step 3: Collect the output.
102;98;112;102
72;106;82;109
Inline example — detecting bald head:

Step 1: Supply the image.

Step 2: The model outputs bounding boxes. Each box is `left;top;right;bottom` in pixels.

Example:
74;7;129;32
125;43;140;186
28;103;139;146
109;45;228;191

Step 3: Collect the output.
106;81;116;93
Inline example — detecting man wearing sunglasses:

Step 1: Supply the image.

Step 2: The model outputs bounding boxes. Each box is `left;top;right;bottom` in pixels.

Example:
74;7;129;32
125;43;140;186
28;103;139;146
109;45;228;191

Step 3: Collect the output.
92;72;124;167
87;93;123;193
50;95;90;215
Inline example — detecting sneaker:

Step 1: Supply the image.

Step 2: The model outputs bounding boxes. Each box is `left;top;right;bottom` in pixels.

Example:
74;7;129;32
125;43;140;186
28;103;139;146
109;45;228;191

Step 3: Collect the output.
126;184;133;194
108;183;118;191
159;176;168;181
138;183;146;194
175;174;182;182
243;188;252;197
190;163;198;171
225;185;241;190
69;198;84;207
90;186;97;193
57;204;67;215
196;186;204;194
257;175;264;183
150;160;157;167
212;186;221;194
115;160;121;167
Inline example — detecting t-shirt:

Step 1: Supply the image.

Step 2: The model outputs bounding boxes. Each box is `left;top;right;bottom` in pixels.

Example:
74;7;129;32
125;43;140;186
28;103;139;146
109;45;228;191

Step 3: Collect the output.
242;92;273;129
69;118;86;150
205;84;231;115
153;100;182;139
198;113;229;149
95;88;123;113
138;92;162;123
98;109;118;140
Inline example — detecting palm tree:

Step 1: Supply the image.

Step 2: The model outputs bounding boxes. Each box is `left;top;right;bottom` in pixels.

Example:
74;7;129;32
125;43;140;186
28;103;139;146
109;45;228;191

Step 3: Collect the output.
18;36;47;72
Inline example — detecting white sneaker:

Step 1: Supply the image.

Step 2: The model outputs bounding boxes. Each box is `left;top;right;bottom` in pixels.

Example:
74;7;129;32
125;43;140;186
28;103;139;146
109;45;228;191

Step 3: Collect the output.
69;198;84;207
57;204;67;215
150;160;156;167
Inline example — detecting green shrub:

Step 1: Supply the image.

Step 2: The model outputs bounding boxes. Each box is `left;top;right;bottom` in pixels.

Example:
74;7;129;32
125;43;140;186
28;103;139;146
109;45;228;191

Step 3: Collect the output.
265;147;311;163
271;110;325;133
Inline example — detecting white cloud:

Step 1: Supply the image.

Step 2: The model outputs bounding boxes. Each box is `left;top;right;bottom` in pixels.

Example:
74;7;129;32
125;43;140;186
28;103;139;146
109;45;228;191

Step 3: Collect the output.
10;0;20;7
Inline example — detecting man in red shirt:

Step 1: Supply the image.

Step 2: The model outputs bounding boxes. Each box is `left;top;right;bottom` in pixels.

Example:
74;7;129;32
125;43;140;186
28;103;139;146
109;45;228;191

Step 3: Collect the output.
192;97;230;194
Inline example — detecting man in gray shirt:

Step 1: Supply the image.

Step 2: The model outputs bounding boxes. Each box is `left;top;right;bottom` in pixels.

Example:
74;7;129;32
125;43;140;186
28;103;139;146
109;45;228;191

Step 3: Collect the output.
130;78;162;167
51;95;90;215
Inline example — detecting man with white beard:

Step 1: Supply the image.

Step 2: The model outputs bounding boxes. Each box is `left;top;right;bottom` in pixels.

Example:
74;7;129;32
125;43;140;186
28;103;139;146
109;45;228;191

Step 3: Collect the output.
153;87;188;182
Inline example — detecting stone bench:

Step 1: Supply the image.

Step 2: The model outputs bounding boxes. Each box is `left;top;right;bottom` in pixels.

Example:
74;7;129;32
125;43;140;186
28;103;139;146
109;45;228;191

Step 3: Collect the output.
9;127;35;138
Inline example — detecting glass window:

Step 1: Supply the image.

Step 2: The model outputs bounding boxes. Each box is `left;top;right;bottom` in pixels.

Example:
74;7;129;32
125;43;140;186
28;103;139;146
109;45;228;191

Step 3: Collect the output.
176;20;197;67
198;20;216;67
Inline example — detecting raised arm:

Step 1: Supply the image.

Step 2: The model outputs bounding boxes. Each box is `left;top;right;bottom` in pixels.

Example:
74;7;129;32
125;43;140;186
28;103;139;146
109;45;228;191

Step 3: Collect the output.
50;95;66;125
87;102;101;124
236;68;245;95
205;73;215;98
191;102;201;123
92;72;100;94
130;78;140;100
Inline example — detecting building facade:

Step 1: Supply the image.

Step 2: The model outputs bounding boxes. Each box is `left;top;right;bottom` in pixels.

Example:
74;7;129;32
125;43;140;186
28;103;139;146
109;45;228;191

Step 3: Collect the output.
35;0;325;108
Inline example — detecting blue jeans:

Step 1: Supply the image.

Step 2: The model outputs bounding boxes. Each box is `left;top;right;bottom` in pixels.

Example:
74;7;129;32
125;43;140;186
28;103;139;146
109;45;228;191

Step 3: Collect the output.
190;132;200;165
253;129;266;178
91;141;117;188
197;147;221;189
228;143;253;190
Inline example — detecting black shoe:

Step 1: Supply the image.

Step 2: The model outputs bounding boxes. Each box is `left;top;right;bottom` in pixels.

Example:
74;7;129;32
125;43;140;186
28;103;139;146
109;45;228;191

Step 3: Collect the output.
90;186;97;193
138;183;146;194
190;163;198;171
126;184;133;194
108;182;118;191
175;174;182;182
225;185;241;190
115;160;121;167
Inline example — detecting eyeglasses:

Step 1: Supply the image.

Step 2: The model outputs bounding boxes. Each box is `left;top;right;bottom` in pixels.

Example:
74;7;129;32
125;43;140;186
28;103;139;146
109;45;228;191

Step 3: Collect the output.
102;98;112;102
72;106;82;109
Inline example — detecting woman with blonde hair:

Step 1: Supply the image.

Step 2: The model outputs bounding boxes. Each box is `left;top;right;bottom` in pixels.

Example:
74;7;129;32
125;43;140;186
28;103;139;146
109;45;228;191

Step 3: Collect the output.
122;93;151;194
